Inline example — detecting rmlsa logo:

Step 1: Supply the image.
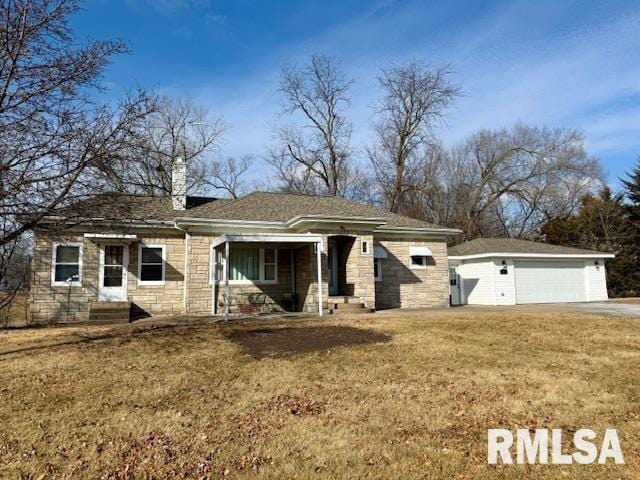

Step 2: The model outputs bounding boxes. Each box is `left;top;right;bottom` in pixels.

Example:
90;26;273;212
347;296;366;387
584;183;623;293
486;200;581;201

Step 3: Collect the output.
488;429;624;465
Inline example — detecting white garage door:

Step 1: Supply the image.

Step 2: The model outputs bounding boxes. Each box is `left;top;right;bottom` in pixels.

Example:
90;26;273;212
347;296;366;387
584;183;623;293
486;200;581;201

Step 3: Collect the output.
514;260;587;304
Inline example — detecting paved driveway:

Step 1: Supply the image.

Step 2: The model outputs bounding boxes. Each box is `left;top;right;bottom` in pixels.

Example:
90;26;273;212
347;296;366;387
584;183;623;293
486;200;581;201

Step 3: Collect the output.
459;301;640;318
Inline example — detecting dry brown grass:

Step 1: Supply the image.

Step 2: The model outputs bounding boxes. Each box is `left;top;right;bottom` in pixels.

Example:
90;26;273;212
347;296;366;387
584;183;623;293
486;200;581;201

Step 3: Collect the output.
1;310;639;479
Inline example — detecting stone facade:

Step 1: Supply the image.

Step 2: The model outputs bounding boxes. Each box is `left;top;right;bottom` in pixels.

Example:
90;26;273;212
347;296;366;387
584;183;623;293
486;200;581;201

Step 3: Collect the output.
29;228;450;323
373;237;450;309
29;229;187;324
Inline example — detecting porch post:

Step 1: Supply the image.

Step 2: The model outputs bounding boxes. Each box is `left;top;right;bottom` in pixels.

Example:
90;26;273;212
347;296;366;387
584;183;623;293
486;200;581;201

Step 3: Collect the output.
316;239;323;316
212;245;217;315
224;241;230;321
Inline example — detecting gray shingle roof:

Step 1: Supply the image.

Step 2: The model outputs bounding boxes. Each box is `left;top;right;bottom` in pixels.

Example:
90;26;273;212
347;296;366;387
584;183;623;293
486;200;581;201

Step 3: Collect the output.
448;237;610;256
53;193;230;222
52;191;449;230
181;191;444;229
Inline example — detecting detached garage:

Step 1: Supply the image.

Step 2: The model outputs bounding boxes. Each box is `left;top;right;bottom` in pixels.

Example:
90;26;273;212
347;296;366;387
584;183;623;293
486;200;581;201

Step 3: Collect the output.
448;238;614;306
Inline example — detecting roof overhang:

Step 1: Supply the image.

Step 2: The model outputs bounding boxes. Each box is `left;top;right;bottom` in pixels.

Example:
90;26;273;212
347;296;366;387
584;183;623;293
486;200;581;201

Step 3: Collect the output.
375;226;462;236
211;233;323;248
39;216;175;229
286;215;388;230
448;252;616;261
83;233;138;242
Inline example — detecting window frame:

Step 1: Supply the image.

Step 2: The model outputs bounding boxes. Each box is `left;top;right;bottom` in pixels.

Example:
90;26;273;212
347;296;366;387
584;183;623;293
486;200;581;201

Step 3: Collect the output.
374;257;382;282
137;244;166;286
51;241;83;287
211;246;278;285
361;240;370;255
410;255;428;269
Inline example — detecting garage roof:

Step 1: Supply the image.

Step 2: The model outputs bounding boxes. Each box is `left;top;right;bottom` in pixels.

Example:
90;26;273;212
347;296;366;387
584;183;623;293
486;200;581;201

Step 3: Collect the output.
448;238;614;259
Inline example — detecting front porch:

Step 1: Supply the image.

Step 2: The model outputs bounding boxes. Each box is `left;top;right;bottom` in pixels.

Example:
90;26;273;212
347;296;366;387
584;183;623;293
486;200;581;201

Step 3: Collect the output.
209;233;376;318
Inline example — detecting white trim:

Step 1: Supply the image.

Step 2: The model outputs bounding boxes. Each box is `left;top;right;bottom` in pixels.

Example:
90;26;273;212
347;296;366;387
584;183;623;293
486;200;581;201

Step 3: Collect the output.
224;241;230;321
183;231;189;313
211;233;322;248
137;244;166;286
409;246;432;256
361;240;370;255
98;243;129;301
176;218;285;228
375;226;462;236
84;233;137;240
51;242;83;287
374;258;382;282
448;252;615;261
287;214;387;229
222;246;278;285
410;255;428;269
317;239;323;316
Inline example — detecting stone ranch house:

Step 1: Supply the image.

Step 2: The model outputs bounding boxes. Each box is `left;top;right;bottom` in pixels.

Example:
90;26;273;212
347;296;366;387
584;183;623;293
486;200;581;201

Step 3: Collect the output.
29;163;460;323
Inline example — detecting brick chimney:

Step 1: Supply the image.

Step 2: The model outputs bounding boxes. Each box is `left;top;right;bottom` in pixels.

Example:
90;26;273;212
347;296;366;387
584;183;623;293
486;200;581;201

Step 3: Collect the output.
171;156;187;210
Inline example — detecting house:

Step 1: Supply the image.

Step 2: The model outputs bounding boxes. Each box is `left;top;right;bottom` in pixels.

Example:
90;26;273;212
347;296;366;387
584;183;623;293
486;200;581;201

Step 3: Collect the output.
28;161;460;323
447;238;614;305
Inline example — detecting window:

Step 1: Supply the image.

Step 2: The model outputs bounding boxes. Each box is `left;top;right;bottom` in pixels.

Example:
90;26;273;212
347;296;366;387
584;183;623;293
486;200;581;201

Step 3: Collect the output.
138;245;165;285
263;248;276;281
361;240;370;255
52;242;82;286
210;248;223;284
374;258;382;282
410;255;427;269
224;247;277;284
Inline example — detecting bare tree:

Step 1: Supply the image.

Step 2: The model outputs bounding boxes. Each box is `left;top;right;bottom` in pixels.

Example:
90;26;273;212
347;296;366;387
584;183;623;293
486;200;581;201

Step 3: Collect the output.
0;0;154;310
368;61;460;212
98;95;225;195
203;155;253;199
409;124;603;240
267;54;354;196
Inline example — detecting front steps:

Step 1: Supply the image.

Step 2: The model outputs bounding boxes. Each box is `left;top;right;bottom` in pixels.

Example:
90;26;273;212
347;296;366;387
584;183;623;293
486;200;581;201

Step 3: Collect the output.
89;301;132;323
326;296;374;315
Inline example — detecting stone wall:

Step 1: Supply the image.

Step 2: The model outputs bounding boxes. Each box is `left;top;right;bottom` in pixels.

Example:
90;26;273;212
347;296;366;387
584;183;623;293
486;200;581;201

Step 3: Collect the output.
128;233;186;318
327;233;375;309
29;229;187;324
30;230;97;324
29;227;451;323
373;237;450;309
293;242;328;313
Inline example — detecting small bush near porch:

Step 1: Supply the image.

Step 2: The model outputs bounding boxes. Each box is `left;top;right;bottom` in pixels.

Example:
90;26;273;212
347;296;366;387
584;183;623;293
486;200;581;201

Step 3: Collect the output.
1;310;639;478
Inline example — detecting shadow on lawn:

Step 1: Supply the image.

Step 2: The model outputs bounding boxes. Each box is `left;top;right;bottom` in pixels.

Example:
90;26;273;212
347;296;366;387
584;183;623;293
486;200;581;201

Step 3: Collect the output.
227;325;392;359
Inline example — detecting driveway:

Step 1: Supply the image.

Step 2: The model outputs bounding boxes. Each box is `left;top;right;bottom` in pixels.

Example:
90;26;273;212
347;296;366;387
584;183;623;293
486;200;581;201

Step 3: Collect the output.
459;301;640;318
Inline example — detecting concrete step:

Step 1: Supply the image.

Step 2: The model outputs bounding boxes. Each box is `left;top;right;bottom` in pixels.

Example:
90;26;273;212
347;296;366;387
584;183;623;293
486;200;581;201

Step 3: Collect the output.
88;314;130;323
328;302;366;310
327;296;362;304
89;301;131;323
90;301;131;311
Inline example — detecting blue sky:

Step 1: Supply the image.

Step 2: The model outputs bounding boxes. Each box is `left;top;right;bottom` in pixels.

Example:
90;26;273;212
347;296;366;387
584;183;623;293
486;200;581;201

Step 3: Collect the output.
74;0;640;187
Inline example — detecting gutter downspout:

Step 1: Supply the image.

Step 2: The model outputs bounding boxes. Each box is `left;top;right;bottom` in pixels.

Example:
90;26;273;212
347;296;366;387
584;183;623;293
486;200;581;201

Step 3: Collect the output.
183;230;190;313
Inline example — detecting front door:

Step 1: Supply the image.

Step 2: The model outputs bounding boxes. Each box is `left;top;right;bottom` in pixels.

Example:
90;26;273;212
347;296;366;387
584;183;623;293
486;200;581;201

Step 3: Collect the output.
98;245;128;301
328;245;338;296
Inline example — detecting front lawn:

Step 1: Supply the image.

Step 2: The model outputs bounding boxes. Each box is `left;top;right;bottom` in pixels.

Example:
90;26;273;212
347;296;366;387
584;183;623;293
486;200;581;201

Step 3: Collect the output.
1;310;639;478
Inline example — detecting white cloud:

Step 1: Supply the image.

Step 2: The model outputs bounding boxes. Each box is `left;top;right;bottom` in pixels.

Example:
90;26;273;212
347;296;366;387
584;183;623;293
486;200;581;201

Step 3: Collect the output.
180;0;640;184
